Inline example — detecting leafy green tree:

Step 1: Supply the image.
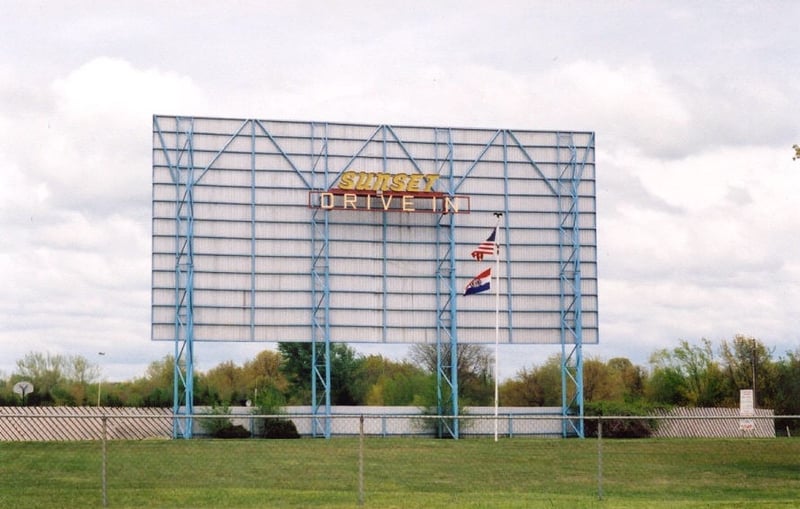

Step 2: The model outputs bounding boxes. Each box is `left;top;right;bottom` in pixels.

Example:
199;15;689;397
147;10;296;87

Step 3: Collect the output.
0;375;15;405
357;355;429;405
66;355;101;405
117;355;174;407
607;357;646;402
583;358;625;402
719;334;772;407
200;360;247;405
500;355;648;407
647;339;726;406
13;352;100;405
645;360;687;405
252;384;300;438
772;349;800;434
242;350;288;399
379;370;431;406
278;343;314;402
198;405;250;438
408;343;494;405
498;369;544;406
499;355;563;406
327;343;363;405
277;342;364;405
14;352;66;404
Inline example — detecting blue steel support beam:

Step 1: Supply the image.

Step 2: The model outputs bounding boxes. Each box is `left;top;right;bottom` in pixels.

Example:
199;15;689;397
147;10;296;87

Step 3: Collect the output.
310;122;332;438
447;131;458;439
250;121;257;341
496;130;589;433
381;126;389;343
501;131;512;341
558;132;585;438
434;127;459;439
168;116;196;439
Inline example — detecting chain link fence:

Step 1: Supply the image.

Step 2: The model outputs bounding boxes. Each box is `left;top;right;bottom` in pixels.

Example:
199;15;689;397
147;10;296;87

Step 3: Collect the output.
1;409;795;508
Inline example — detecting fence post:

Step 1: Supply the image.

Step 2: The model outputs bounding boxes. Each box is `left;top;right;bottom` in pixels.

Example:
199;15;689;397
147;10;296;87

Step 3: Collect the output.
597;416;603;501
101;415;108;508
358;415;365;506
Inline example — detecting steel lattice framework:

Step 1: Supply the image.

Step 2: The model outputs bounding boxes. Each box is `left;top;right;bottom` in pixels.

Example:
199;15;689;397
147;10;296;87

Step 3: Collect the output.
152;116;597;438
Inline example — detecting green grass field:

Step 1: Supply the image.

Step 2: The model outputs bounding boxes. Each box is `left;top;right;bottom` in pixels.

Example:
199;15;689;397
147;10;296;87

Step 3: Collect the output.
1;437;799;508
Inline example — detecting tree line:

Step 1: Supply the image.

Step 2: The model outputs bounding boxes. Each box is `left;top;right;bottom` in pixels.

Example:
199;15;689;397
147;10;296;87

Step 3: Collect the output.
2;335;799;431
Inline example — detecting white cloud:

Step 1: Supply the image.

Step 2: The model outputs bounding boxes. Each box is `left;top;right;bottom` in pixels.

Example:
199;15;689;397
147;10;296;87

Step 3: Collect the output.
2;3;799;382
0;57;207;380
6;58;207;215
52;57;204;120
598;143;800;363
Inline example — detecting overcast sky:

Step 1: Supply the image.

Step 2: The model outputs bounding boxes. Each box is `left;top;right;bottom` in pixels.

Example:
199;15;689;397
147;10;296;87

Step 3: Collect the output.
1;1;798;382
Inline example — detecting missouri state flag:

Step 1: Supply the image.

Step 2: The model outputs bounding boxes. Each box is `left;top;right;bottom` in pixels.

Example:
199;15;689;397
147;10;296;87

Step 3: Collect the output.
464;267;491;296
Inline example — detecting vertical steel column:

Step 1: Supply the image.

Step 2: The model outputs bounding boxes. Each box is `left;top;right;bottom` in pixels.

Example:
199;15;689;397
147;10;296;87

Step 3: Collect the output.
501;131;512;339
172;116;196;438
381;126;389;343
558;132;585;438
310;122;332;438
250;121;257;341
434;127;459;438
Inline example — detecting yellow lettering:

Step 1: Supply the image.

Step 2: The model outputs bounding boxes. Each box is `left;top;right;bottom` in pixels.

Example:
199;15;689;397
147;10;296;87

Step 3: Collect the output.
343;193;357;209
373;173;392;191
336;171;442;192
390;173;409;192
355;172;373;190
407;174;424;192
423;174;440;192
402;195;414;211
338;171;356;190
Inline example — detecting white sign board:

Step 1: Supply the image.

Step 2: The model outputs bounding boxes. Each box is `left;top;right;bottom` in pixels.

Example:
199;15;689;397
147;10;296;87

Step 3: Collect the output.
739;389;754;416
739;389;755;431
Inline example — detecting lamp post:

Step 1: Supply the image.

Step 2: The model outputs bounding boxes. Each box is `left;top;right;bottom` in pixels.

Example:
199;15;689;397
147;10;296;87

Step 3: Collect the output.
97;352;106;407
751;338;757;408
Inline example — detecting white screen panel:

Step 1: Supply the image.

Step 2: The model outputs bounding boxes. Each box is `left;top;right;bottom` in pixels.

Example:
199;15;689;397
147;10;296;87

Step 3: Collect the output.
153;116;597;345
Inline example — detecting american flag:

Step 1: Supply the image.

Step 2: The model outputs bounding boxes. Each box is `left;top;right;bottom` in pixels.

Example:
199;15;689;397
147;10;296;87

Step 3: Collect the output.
470;228;497;261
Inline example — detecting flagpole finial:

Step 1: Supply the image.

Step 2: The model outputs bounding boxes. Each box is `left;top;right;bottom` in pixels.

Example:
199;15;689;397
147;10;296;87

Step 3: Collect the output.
493;212;503;218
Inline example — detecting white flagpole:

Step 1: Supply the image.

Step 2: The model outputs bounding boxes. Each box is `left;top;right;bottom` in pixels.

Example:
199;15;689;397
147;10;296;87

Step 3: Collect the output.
493;213;503;442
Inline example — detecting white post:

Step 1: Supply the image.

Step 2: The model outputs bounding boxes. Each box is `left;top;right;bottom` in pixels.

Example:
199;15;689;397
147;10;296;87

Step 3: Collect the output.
493;214;503;442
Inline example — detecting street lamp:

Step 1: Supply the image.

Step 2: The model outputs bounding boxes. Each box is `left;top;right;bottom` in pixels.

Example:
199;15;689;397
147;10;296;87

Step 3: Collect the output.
97;352;106;407
751;339;757;408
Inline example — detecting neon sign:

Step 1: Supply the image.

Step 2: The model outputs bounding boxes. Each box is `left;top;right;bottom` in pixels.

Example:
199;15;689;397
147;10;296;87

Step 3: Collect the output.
308;171;470;214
